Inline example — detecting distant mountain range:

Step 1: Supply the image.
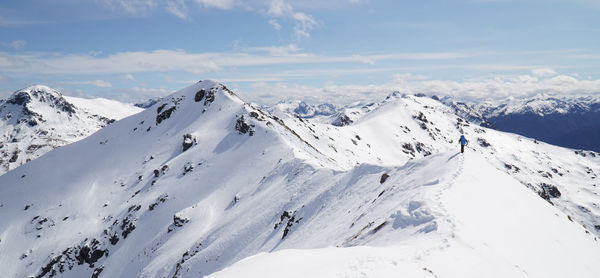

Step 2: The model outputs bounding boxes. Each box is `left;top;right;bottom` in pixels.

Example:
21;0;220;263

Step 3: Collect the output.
445;96;600;152
276;94;600;152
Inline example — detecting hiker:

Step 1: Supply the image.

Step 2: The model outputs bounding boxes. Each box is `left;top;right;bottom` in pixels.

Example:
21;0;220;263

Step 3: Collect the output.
459;135;468;153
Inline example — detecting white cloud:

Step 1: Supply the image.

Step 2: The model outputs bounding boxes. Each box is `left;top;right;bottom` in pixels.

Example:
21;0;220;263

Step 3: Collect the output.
195;0;235;9
268;19;282;30
60;80;113;88
95;0;318;39
99;0;158;15
9;40;26;50
89;50;103;56
292;12;317;39
267;0;293;16
242;73;600;105
123;74;136;81
265;0;318;40
531;68;557;77
167;0;189;19
0;49;474;75
243;43;300;55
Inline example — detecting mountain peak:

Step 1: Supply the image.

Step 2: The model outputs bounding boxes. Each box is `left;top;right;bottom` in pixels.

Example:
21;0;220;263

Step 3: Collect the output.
5;85;75;115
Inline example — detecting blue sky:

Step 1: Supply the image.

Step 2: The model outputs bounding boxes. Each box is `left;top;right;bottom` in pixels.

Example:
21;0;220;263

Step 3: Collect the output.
1;0;600;104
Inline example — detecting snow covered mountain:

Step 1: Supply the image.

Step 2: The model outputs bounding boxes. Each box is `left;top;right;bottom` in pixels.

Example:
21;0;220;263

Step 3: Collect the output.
446;95;600;152
0;85;142;175
135;97;165;109
271;98;380;127
0;81;599;278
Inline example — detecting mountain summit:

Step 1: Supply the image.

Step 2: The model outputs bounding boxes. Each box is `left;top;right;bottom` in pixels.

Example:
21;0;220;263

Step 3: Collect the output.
0;85;142;174
0;81;599;277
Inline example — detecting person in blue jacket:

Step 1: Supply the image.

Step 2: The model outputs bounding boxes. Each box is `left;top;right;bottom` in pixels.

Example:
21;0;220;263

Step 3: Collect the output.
459;134;468;153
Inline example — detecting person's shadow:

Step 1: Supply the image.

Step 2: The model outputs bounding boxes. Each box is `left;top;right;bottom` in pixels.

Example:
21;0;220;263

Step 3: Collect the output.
447;152;461;161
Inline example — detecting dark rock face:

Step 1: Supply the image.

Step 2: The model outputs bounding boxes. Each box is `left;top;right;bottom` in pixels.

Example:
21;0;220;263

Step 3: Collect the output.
6;91;32;106
333;114;353;127
415;142;432;156
91;266;104;278
539;183;562;201
169;214;190;232
235;115;255;136
402;143;415;157
194;89;205;102
274;210;303;239
9;150;19;163
203;89;216;105
380;173;390;184
35;238;109;278
477;138;491;148
183;162;193;175
148;194;168;211
182;134;196;152
156;106;176;125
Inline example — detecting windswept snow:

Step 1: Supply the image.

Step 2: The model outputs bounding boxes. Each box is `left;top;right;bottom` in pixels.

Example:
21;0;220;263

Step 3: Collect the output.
0;81;599;278
209;153;600;278
64;96;142;120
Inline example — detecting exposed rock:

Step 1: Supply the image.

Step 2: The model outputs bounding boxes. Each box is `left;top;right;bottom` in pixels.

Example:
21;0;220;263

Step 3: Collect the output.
539;183;562;201
235;115;255;136
332;114;353;127
380;173;390;184
156;106;176;125
148;194;168;211
477;138;491;148
182;134;196;152
194;89;205;102
183;162;194;175
274;210;303;239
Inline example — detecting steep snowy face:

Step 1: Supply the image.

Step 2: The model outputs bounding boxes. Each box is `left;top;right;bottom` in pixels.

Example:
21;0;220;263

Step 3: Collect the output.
0;82;599;278
0;85;141;175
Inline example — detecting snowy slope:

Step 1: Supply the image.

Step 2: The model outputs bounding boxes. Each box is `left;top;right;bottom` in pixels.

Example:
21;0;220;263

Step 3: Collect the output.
0;85;142;175
0;81;599;278
64;96;142;120
210;153;599;278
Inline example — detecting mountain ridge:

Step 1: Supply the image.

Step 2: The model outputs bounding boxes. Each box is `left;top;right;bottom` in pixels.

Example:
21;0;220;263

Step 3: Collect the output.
0;81;599;277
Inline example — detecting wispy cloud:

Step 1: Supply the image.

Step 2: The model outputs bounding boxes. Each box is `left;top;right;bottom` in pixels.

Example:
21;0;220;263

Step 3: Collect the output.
94;0;319;40
243;43;300;55
0;49;476;75
0;16;52;27
123;74;136;81
97;0;158;15
166;0;189;19
59;80;113;88
266;0;318;39
195;0;235;9
9;40;27;50
531;68;558;77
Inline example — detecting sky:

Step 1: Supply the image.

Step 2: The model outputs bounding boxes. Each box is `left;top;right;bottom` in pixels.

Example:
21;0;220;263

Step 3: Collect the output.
1;0;600;104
